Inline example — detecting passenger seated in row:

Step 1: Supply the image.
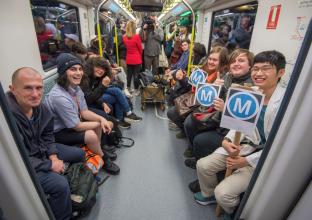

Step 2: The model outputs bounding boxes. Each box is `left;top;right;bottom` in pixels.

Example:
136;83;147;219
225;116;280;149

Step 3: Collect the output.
184;48;253;168
166;69;192;106
194;50;286;219
81;57;142;129
165;39;190;77
44;53;120;175
167;46;229;138
88;35;132;98
7;67;85;220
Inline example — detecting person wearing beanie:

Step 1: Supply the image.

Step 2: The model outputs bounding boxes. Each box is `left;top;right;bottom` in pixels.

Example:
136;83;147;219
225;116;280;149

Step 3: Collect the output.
45;53;120;175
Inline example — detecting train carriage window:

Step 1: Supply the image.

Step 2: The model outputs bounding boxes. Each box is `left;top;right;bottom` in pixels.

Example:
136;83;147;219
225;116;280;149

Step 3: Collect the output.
208;2;258;53
30;1;81;71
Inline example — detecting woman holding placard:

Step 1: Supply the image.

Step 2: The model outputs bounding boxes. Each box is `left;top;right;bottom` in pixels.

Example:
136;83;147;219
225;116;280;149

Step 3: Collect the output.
186;48;254;192
167;46;229;138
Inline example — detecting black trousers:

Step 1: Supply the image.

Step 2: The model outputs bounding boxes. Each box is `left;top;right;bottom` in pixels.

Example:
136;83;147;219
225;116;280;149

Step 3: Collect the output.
167;106;185;130
192;130;225;159
37;144;85;220
127;64;141;89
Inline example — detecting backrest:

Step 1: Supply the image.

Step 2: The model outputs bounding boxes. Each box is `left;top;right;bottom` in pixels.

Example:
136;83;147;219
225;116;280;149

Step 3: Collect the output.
43;73;58;97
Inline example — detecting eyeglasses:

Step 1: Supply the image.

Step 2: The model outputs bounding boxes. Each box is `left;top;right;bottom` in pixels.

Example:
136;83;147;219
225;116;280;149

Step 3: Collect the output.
251;65;274;73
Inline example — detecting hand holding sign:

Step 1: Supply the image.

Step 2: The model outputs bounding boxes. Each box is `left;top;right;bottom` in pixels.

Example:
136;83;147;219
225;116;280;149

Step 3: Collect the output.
223;141;241;157
213;98;225;112
220;87;264;136
195;83;221;107
189;68;207;87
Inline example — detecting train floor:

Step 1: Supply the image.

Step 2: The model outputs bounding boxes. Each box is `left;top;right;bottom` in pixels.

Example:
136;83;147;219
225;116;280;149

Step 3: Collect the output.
82;97;218;220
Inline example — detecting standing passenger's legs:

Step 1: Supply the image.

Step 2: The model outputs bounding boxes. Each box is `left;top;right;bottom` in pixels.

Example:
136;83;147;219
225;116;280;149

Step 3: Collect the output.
144;55;153;72
127;65;134;89
132;64;141;90
152;55;159;75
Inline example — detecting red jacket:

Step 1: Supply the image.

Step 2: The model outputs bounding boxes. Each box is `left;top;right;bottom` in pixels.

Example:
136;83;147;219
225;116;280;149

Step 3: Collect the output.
123;34;143;65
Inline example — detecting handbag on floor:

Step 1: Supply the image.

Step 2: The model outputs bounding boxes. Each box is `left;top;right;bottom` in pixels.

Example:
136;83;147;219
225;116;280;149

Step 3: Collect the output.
107;126;135;148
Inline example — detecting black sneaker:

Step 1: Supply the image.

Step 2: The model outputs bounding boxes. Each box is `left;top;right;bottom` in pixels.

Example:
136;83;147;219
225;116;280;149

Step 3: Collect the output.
104;150;117;161
103;159;120;175
184;158;197;169
188;179;201;193
102;144;116;153
124;113;142;123
118;120;131;129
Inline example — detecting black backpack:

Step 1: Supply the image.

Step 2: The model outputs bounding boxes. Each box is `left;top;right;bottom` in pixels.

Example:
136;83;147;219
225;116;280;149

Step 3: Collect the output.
107;126;135;148
65;163;103;218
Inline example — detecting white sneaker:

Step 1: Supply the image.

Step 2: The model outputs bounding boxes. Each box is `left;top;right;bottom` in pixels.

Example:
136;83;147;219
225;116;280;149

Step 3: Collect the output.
124;88;133;98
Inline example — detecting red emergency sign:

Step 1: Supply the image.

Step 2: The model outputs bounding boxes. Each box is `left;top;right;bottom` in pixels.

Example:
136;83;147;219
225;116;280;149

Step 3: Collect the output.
266;5;281;29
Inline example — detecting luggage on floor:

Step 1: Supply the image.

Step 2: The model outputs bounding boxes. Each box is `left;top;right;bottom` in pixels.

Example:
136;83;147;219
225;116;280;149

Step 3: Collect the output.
140;84;165;111
65;162;99;218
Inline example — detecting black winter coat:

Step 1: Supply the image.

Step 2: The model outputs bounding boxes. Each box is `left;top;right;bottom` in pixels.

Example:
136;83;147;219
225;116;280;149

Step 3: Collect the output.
80;76;108;108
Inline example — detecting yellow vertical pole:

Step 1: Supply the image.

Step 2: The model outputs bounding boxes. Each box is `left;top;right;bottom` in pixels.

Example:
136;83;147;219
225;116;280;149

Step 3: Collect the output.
114;25;120;66
96;1;108;58
182;0;195;76
97;23;103;57
187;26;195;76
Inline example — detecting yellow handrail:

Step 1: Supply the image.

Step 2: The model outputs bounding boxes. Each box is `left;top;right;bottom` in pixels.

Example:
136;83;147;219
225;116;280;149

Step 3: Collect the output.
114;25;120;66
96;0;108;57
182;0;195;76
100;12;120;65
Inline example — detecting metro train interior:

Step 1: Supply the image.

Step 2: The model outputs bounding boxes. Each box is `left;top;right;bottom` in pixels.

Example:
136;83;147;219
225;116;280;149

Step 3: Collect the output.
0;0;311;220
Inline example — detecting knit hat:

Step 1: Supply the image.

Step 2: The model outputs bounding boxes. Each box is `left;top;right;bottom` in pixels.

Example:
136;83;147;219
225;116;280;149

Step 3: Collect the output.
56;53;82;75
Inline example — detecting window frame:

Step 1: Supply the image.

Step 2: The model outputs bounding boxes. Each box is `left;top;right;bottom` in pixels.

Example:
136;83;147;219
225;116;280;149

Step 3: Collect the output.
31;0;82;72
207;1;258;52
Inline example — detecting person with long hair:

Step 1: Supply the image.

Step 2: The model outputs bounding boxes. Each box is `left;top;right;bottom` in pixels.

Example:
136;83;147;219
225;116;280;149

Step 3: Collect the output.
186;49;254;193
45;53;120;175
81;56;142;129
123;21;143;96
167;46;229;138
185;48;253;160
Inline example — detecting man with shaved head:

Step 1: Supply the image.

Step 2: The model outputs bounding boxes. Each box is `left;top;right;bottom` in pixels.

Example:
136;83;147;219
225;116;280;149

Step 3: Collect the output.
7;67;85;220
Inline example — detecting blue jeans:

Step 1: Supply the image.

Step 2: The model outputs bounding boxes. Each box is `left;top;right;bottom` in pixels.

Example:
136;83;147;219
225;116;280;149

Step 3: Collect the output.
37;144;85;220
102;87;130;120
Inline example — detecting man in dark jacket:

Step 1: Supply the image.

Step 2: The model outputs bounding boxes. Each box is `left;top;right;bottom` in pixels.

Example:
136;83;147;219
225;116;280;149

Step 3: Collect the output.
7;67;85;220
